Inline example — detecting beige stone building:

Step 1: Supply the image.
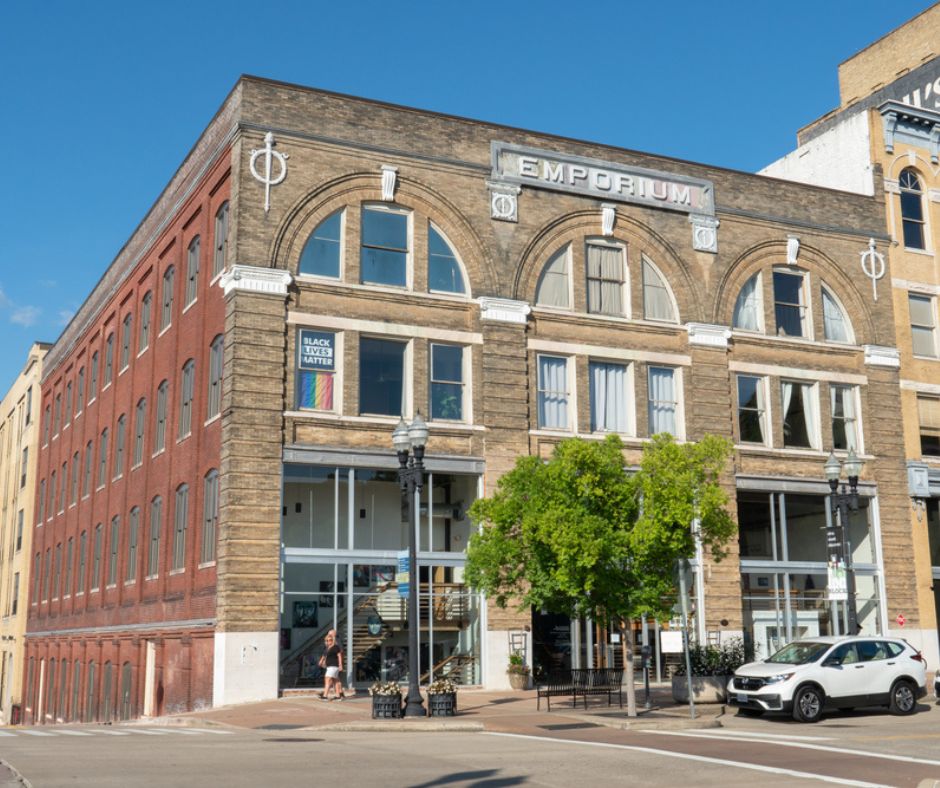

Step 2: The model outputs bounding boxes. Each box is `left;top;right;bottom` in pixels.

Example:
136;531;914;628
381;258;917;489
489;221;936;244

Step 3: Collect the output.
0;343;49;722
763;1;940;667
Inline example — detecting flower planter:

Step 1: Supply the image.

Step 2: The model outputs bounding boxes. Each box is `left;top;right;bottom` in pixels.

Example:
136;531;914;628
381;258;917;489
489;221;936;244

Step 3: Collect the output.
508;671;530;690
371;693;403;719
671;675;730;704
427;691;457;717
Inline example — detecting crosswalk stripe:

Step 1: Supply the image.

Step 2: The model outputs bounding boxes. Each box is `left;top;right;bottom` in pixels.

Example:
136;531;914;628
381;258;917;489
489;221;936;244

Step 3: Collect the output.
186;727;233;735
0;731;15;736
125;729;169;735
169;729;204;735
19;730;55;736
96;730;130;735
55;730;93;736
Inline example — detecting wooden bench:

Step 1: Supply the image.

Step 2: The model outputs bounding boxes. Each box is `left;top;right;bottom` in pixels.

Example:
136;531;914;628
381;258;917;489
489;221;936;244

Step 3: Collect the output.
536;668;625;711
572;667;624;710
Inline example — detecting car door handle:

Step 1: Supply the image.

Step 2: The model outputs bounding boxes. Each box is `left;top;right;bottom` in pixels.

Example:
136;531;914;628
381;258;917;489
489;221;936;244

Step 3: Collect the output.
854;665;865;669
887;662;896;665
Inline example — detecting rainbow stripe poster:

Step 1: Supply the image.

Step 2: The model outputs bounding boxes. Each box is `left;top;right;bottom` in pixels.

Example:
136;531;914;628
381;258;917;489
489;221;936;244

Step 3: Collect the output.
299;369;334;410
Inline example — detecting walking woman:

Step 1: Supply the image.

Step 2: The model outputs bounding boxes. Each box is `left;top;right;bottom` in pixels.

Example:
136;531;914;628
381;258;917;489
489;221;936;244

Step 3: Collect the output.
318;630;346;700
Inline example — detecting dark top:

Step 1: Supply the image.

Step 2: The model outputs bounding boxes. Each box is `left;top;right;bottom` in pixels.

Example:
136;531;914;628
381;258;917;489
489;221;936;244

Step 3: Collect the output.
325;643;342;668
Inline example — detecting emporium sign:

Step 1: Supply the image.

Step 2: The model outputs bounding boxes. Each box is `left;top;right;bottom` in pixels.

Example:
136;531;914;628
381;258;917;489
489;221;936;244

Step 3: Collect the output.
491;142;715;216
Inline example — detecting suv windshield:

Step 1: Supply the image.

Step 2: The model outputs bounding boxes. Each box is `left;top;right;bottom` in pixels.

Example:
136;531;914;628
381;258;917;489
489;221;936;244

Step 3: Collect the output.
766;641;830;665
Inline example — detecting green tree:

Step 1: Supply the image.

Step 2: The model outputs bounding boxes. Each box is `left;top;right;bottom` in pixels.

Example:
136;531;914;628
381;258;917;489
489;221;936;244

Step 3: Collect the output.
465;433;734;716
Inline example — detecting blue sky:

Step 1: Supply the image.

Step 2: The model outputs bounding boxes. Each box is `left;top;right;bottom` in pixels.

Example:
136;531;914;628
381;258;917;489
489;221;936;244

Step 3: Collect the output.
0;0;934;391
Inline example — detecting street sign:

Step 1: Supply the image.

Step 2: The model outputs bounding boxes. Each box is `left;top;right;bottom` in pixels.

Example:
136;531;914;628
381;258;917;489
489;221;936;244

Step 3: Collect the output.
896;613;906;627
396;550;410;597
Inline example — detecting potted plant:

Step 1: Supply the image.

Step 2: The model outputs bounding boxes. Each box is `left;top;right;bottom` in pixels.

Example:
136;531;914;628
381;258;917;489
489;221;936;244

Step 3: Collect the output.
426;677;458;717
672;637;748;704
507;651;530;690
369;680;403;718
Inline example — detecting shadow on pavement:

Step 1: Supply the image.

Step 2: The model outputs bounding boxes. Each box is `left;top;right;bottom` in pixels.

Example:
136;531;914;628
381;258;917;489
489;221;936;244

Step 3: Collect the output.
410;769;527;788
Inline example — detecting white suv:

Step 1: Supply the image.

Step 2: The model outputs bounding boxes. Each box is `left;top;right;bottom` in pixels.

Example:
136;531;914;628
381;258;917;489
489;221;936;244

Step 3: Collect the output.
727;636;928;722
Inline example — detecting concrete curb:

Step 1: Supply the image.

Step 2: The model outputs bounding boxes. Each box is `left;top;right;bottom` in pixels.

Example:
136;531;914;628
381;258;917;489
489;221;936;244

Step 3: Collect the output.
311;721;485;733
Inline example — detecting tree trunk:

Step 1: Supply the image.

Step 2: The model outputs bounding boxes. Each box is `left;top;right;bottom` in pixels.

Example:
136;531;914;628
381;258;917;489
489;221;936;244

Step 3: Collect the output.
620;620;637;717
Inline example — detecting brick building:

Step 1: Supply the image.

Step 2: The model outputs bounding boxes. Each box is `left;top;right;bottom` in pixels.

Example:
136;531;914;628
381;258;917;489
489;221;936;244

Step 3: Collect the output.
0;343;48;723
763;1;940;666
24;72;917;721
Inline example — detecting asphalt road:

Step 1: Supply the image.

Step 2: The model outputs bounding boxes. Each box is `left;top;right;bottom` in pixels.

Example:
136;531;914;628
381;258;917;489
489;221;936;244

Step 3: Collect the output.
2;703;940;787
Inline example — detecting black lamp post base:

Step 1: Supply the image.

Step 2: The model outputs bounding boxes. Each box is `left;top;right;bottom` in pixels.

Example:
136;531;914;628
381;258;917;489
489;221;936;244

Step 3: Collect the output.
403;692;426;717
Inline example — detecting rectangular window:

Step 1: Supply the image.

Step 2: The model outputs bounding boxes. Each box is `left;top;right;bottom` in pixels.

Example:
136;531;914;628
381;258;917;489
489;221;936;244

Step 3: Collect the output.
11;573;18;616
32;552;40;604
65;382;72;425
83;441;93;497
360;206;408;287
98;429;108;488
54;393;62;435
53;543;62;599
127;509;139;582
104;333;114;386
359;337;405;416
738;375;769;445
773;270;808;338
155;382;168;453
24;385;32;425
589;361;631;433
92;524;102;591
782;380;817;449
43;548;50;601
213;202;229;278
70;452;79;504
909;293;937;357
648;366;678;436
202;472;218;564
173;486;188;571
108;517;119;585
537;355;570;430
65;538;73;596
15;509;23;551
89;351;99;400
185;236;200;306
296;330;335;411
139;293;151;352
430;344;464;421
831;385;859;452
50;470;57;517
207;336;223;419
77;532;87;594
38;479;46;523
114;415;126;479
161;267;175;330
42;405;50;445
178;362;194;438
120;314;132;370
148;498;162;577
919;395;940;457
20;447;27;488
586;243;625;316
76;367;84;414
59;462;67;513
133;400;146;467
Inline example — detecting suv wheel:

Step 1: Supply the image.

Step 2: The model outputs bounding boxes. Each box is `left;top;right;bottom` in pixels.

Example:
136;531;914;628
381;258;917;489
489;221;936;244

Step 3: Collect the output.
888;680;917;715
792;685;824;723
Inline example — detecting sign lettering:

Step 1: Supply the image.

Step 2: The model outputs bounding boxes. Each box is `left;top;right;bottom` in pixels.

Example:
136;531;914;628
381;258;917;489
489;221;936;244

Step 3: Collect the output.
298;330;335;371
491;142;715;216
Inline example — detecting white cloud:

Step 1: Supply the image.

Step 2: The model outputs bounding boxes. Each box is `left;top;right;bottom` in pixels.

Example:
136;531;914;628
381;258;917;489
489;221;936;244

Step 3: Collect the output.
10;305;40;327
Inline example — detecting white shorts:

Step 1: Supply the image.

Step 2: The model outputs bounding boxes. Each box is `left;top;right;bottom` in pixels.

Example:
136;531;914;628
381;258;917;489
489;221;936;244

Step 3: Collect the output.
325;666;340;679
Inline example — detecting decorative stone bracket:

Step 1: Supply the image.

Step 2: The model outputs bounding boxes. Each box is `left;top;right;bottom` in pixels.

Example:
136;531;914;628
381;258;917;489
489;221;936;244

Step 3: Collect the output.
601;203;616;237
479;297;531;324
381;165;398;201
220;265;293;297
863;344;900;368
686;323;731;349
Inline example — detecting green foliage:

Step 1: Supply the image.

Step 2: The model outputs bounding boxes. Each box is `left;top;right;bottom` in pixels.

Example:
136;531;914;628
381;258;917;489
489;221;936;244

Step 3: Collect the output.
465;433;734;625
507;651;529;674
673;638;749;676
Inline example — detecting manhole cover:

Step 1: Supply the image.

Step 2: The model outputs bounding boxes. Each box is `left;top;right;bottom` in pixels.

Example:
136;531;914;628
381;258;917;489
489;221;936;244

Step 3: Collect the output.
538;723;601;731
256;724;306;730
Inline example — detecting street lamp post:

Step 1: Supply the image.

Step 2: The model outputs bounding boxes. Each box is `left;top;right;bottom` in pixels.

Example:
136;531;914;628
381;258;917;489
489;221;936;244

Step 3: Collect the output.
824;449;863;636
393;413;429;718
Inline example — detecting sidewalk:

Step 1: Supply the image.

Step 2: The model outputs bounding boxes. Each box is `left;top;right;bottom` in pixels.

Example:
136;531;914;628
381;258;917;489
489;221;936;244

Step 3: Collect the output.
159;685;724;734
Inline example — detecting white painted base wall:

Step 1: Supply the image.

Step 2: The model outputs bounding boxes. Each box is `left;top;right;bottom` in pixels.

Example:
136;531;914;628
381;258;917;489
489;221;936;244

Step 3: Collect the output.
887;627;940;672
213;631;279;708
484;629;532;690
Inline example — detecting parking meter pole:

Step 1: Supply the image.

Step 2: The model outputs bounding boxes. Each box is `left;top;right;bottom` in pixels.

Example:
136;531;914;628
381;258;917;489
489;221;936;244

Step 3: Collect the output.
678;559;696;719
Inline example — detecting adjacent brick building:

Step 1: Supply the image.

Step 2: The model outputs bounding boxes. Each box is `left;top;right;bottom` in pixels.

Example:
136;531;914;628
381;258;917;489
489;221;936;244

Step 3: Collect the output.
22;67;923;720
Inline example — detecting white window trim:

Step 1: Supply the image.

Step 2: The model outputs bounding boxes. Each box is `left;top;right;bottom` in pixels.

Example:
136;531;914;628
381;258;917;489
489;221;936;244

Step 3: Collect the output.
297;208;346;282
360;203;412;290
781;379;821;451
736;374;772;448
640;254;679;325
588;358;635;437
820;284;856;344
358;334;411;418
181;298;198;316
297;331;344;415
909;292;938;359
772;266;814;341
427;221;471;297
428;342;470;424
647;365;686;441
536;353;576;432
585;237;629;319
830;383;865;456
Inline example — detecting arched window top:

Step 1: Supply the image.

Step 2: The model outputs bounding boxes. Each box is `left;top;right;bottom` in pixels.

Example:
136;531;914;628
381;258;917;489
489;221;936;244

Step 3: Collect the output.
299;210;342;278
428;224;467;295
535;246;571;308
641;256;678;323
821;285;854;344
732;273;763;331
899;167;926;250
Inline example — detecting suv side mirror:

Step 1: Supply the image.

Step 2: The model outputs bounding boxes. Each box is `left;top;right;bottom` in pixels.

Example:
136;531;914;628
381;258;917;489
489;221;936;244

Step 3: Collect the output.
822;657;840;667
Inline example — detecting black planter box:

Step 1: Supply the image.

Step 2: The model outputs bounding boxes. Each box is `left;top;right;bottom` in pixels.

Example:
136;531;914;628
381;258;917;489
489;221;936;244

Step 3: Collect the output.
427;691;457;717
371;693;403;719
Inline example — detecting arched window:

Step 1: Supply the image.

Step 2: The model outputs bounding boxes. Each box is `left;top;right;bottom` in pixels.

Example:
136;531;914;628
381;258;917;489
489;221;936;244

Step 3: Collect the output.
732;273;763;331
127;506;140;583
139;292;152;352
213;201;229;278
185;236;200;306
173;484;189;571
161;266;175;330
154;380;169;453
148;496;162;577
85;660;97;722
535;246;570;308
428;225;466;294
641;257;677;323
202;470;219;564
207;335;223;419
821;286;853;343
899;168;925;250
178;360;195;439
299;210;342;278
